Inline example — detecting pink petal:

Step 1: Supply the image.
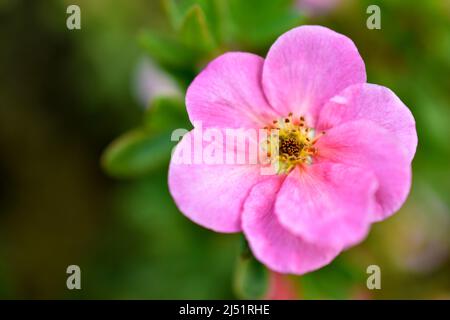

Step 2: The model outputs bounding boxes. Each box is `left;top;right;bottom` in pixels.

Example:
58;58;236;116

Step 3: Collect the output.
317;83;417;161
186;52;279;129
262;25;366;125
242;177;342;275
168;129;266;233
315;120;412;221
275;163;378;248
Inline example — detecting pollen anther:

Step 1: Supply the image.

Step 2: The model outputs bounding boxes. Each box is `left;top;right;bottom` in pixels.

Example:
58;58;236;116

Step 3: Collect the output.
262;114;324;174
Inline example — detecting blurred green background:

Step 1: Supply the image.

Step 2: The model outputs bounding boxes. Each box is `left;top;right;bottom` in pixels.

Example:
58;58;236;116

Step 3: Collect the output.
0;0;449;299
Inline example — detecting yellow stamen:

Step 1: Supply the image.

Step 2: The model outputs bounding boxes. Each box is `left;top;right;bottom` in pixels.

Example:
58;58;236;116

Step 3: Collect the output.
262;114;324;174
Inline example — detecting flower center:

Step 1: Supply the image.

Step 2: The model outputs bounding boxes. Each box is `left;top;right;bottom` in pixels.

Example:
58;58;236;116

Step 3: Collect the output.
279;135;304;158
263;113;324;174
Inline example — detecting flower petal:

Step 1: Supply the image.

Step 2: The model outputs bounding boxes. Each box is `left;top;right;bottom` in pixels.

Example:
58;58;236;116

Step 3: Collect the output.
168;129;266;233
274;163;378;248
317;83;417;161
186;52;279;129
262;25;366;124
315;120;412;221
242;177;341;275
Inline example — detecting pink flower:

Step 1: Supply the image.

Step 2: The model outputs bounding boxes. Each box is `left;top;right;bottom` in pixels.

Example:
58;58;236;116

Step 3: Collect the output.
168;26;417;274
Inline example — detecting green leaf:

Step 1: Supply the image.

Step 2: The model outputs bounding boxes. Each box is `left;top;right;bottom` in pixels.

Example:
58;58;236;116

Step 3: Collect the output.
228;0;301;48
102;96;191;179
101;129;175;178
163;0;222;42
162;0;185;30
234;250;269;299
299;257;361;299
212;0;233;44
179;5;217;53
138;30;196;69
144;96;191;132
